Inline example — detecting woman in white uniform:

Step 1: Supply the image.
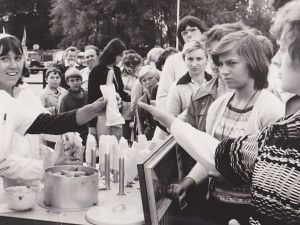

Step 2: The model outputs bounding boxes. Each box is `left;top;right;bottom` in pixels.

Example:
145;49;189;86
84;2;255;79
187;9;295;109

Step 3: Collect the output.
0;33;108;187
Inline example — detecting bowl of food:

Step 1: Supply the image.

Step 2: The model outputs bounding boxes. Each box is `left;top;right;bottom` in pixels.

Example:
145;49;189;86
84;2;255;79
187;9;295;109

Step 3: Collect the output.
5;186;38;211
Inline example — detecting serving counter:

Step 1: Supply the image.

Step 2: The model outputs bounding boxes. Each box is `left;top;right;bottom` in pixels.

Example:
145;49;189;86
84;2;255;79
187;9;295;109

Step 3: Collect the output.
0;180;144;225
0;136;180;225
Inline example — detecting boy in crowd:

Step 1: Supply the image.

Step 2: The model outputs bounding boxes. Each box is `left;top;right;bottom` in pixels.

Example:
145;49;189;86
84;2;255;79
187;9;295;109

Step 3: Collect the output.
60;68;88;146
39;68;67;115
39;68;67;148
136;65;160;140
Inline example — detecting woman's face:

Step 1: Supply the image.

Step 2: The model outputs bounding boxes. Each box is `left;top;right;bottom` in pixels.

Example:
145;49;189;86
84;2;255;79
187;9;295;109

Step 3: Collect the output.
218;50;253;91
272;34;300;95
185;48;207;77
0;50;24;89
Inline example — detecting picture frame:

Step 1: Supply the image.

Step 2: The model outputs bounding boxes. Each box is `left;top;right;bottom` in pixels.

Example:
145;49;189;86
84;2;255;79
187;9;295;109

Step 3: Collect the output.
138;135;180;225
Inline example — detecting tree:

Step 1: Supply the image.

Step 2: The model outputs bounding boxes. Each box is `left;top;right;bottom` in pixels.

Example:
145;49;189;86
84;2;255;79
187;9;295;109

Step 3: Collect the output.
0;0;59;49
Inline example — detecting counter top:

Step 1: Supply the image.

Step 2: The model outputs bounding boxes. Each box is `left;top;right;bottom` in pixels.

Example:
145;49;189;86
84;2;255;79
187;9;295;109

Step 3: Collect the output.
0;178;144;225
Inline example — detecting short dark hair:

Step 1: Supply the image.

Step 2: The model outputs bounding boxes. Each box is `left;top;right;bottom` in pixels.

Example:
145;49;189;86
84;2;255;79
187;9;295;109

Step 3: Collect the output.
45;67;62;79
84;45;100;56
98;38;126;66
177;16;207;46
212;31;269;90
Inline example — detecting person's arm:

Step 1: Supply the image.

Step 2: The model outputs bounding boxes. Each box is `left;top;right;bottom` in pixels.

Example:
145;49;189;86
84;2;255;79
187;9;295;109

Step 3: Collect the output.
186;163;209;185
26;98;107;135
106;69;114;84
136;103;146;135
171;119;219;175
138;102;219;174
87;66;104;127
114;67;131;102
131;81;144;115
166;84;182;117
0;155;43;180
168;177;196;200
215;133;259;186
156;57;176;109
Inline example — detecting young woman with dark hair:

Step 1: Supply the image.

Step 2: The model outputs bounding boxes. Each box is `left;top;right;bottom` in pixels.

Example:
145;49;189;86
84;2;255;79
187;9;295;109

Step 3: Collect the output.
87;38;129;140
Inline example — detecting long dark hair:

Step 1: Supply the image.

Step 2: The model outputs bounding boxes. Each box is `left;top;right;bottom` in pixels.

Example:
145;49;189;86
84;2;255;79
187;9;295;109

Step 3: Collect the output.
98;38;126;66
0;35;25;86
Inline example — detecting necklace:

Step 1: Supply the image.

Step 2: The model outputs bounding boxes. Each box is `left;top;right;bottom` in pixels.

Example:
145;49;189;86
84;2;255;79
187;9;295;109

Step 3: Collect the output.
221;90;258;140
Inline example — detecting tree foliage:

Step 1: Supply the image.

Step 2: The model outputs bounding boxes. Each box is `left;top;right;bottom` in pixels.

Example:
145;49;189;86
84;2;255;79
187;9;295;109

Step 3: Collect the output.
0;0;286;53
0;0;60;49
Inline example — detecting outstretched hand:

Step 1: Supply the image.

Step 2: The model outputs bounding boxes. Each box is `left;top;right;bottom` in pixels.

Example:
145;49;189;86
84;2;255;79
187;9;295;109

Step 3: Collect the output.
90;97;107;115
137;102;176;130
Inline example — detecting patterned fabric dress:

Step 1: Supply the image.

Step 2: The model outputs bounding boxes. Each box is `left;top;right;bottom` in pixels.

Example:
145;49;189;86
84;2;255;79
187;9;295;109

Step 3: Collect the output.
215;114;300;225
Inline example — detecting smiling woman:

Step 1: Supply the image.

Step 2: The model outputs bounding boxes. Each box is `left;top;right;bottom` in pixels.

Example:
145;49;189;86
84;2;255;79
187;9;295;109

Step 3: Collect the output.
0;34;58;188
0;34;84;189
0;34;25;95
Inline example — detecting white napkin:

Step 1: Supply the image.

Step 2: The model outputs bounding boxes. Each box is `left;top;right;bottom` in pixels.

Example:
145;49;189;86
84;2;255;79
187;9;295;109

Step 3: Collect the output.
100;84;125;126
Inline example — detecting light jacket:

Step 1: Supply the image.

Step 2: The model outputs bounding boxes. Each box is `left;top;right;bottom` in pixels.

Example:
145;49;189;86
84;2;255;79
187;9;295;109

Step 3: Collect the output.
186;77;219;131
166;72;212;118
188;89;285;184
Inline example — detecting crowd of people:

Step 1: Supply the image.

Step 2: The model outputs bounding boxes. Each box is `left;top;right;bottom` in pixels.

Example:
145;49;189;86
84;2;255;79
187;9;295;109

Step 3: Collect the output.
0;0;299;224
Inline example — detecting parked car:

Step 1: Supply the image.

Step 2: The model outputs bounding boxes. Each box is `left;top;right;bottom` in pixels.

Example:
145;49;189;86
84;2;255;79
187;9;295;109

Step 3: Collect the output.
28;61;45;74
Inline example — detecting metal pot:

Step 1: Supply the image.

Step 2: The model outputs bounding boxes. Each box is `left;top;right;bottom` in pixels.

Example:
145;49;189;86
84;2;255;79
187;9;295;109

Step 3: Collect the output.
44;165;98;209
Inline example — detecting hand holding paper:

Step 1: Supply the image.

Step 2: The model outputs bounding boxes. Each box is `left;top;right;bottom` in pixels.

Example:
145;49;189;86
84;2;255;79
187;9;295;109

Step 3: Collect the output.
100;85;125;126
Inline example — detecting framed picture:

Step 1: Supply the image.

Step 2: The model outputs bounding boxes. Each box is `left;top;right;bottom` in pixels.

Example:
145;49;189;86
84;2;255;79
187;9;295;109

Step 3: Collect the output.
138;135;180;225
